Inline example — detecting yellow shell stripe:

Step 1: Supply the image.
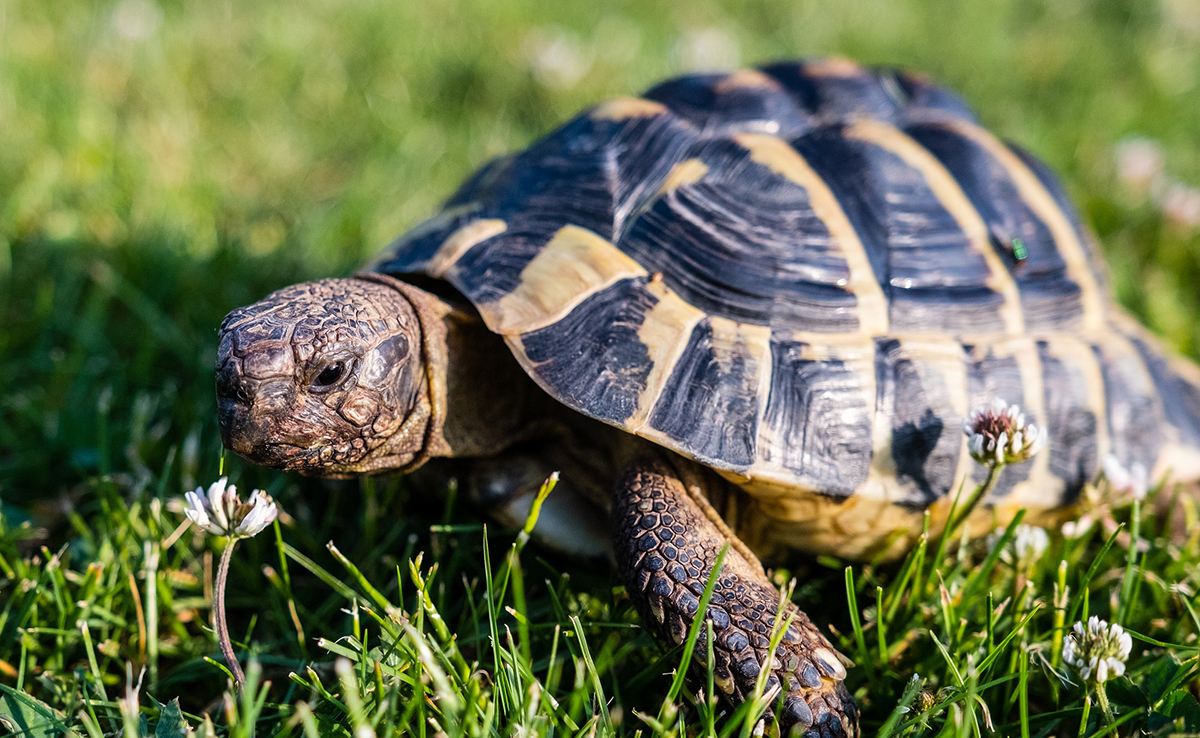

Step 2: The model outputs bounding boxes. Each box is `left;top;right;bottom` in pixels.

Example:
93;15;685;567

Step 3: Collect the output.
656;159;709;197
843;119;1026;336
940;120;1108;334
425;219;508;278
714;69;780;93
591;97;669;121
734;132;890;335
628;278;706;429
626;158;712;429
482;225;648;335
937;337;976;511
365;203;490;272
801;56;869;78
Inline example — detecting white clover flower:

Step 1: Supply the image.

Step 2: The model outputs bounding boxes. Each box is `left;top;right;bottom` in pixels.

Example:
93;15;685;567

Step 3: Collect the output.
1062;616;1133;685
1061;514;1095;539
987;524;1049;569
1161;182;1200;232
962;398;1047;467
184;477;278;539
674;26;742;71
1103;454;1150;501
1114;136;1165;196
523;27;591;89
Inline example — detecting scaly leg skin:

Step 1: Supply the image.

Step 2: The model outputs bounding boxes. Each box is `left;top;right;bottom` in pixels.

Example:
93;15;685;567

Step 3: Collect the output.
613;456;858;737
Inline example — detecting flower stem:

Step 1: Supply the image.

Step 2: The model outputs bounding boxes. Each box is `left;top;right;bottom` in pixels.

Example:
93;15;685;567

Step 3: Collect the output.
947;462;1005;538
1096;683;1114;724
1051;560;1068;672
214;541;245;686
1117;498;1141;624
1077;695;1092;737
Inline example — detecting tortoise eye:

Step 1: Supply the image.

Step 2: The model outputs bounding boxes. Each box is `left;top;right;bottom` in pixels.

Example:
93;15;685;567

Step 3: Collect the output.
312;361;347;390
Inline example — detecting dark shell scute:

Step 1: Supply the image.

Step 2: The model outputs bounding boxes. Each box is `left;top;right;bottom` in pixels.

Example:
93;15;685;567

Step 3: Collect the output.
759;336;873;496
761;61;903;123
1094;339;1166;477
876;338;963;506
904;123;1085;332
891;70;978;122
520;277;657;425
380;104;698;292
1129;336;1200;448
648;319;761;470
791;126;1011;335
1037;340;1101;500
617;137;859;331
644;72;812;138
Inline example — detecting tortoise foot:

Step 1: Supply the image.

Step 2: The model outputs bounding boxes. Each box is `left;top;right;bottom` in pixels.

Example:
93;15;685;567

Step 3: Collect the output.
613;456;858;737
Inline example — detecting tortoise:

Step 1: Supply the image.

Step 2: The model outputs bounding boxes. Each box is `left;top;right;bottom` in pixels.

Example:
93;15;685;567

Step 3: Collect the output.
215;57;1200;736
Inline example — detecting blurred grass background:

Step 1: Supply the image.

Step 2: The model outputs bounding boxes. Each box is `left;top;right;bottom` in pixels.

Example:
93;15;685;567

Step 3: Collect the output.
1;0;1200;731
2;0;1200;495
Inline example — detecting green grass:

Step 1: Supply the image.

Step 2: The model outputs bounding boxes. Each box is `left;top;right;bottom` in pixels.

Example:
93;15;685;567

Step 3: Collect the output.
2;0;1200;735
6;461;1200;737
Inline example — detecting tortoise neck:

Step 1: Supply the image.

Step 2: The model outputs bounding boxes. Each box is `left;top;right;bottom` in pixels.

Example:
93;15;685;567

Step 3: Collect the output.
359;274;545;466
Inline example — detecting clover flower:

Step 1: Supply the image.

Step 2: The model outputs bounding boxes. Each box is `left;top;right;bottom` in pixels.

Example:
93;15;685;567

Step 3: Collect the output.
1102;454;1149;501
184;477;277;539
1163;182;1200;233
1062;616;1133;685
181;477;279;688
1061;514;1095;539
963;398;1047;466
987;524;1049;569
1113;136;1165;197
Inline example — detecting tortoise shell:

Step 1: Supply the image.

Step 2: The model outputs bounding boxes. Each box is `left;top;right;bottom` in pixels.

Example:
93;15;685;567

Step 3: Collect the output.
375;58;1200;523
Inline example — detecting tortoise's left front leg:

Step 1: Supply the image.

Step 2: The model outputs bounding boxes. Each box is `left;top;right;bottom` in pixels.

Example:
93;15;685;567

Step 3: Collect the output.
613;454;858;736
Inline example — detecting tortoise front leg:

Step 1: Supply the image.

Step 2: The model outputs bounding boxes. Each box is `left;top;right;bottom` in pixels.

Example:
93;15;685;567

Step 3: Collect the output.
613;456;858;737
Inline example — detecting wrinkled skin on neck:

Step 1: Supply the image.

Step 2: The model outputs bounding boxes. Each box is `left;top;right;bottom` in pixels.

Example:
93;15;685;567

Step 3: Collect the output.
216;277;432;476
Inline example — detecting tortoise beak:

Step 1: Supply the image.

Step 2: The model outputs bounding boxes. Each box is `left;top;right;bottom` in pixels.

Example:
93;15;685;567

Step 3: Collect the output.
215;349;302;467
216;356;266;459
216;384;313;470
217;398;259;460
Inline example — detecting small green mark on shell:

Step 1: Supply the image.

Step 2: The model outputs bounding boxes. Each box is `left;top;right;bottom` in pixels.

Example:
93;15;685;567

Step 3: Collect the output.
1011;237;1028;261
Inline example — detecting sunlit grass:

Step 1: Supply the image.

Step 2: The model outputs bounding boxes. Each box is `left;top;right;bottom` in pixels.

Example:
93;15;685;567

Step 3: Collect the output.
6;465;1200;736
2;0;1200;735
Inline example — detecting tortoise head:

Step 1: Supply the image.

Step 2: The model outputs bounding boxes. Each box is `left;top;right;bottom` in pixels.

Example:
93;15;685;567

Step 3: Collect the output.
215;277;431;476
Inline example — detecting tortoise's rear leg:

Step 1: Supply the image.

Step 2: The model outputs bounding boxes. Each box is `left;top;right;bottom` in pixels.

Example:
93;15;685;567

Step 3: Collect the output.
613;455;858;737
